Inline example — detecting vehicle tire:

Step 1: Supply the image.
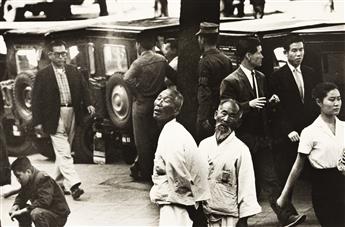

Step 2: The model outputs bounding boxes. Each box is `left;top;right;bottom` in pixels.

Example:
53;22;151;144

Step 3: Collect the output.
72;115;96;164
3;2;25;22
13;72;35;125
105;73;132;129
1;116;34;157
33;136;55;160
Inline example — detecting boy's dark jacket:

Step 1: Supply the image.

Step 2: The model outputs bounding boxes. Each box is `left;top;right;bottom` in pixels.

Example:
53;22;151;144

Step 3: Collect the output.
13;167;70;217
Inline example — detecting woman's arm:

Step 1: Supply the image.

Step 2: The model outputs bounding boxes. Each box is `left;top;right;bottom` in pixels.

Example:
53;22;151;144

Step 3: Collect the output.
277;153;307;207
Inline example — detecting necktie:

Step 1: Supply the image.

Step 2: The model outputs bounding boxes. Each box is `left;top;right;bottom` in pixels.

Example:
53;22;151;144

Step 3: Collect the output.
251;71;258;98
293;69;304;102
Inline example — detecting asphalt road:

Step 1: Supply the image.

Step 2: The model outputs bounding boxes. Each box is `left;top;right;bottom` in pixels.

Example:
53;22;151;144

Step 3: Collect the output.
13;0;345;21
0;153;320;226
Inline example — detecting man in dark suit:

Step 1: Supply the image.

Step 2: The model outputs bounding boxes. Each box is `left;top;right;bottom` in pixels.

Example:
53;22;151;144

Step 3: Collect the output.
269;34;319;207
32;40;95;200
220;37;306;227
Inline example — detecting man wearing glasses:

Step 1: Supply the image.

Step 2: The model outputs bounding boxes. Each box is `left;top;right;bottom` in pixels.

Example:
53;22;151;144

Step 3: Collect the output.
32;40;95;200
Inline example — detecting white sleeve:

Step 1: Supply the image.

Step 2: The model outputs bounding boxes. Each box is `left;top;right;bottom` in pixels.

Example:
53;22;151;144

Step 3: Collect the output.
298;128;314;155
237;146;262;218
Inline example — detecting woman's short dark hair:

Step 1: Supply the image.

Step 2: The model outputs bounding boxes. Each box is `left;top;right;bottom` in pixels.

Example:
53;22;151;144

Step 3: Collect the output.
46;40;67;52
312;82;339;101
236;37;261;60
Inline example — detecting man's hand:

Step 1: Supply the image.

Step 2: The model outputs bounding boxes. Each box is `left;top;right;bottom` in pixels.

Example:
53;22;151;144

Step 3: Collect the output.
87;105;96;116
288;131;300;142
249;97;266;109
9;205;20;221
276;195;288;208
268;94;280;103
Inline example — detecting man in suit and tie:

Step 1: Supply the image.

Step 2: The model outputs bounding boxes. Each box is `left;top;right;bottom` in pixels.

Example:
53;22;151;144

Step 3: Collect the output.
32;40;95;200
220;37;306;227
269;34;319;213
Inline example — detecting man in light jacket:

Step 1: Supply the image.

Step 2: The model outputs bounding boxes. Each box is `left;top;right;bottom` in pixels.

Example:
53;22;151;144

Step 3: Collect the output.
150;88;210;227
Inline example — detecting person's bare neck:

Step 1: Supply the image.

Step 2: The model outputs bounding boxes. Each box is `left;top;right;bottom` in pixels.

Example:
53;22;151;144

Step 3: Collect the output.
320;113;336;125
241;60;255;71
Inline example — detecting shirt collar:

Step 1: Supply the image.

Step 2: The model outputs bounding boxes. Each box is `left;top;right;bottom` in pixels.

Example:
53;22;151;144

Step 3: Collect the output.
240;64;255;86
287;61;301;73
213;131;236;146
141;50;154;56
52;63;65;74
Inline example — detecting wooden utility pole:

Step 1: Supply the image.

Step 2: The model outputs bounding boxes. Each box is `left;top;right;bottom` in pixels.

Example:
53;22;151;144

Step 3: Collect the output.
177;0;220;138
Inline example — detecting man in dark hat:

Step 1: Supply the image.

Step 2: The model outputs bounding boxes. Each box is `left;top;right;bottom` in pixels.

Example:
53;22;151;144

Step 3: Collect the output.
196;22;233;143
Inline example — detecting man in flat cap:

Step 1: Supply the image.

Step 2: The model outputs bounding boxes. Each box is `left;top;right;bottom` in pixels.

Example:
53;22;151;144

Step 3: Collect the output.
196;22;234;143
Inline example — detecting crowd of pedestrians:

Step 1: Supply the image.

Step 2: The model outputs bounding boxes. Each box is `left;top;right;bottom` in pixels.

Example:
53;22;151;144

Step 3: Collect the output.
1;20;344;227
133;22;344;227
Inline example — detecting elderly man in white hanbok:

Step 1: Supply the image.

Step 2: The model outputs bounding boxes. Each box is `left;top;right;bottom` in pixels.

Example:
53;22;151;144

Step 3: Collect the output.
150;88;210;227
199;99;261;227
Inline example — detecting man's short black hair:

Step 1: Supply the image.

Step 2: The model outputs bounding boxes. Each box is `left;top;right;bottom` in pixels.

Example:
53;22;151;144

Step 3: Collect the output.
236;37;261;60
136;32;156;50
283;34;304;51
11;156;33;173
165;38;178;50
46;40;67;52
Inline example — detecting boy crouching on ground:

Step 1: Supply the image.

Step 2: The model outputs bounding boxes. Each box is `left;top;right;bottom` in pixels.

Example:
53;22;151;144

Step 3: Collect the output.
9;156;70;227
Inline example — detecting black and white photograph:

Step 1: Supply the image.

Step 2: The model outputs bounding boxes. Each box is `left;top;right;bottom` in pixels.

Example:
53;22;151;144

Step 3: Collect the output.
0;0;344;226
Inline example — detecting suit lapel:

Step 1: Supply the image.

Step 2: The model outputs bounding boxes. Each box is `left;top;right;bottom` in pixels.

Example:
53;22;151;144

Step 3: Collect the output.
284;65;303;103
48;65;59;91
237;67;255;97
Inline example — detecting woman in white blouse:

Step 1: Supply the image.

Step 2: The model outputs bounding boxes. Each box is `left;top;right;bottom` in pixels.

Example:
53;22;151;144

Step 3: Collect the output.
276;82;344;227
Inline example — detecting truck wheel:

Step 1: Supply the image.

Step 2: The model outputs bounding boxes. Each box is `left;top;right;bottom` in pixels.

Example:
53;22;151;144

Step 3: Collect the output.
105;73;132;129
72;115;95;164
1;116;34;157
13;72;35;125
3;2;25;21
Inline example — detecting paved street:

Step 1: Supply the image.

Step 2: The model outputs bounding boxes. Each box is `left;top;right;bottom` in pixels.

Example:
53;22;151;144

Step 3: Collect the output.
18;0;344;21
1;153;320;227
71;0;344;21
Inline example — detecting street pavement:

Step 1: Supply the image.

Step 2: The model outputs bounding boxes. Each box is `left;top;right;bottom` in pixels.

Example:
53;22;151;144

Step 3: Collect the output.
19;0;343;22
0;153;321;227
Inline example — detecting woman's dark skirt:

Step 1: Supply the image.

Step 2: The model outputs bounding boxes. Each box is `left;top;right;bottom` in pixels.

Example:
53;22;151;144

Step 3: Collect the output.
311;168;345;227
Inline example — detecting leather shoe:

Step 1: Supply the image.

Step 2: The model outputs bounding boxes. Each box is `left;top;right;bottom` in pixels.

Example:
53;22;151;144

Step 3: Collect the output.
282;214;306;227
71;188;84;200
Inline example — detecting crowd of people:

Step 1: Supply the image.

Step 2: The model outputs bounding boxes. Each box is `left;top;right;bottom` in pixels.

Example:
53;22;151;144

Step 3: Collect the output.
1;20;344;227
